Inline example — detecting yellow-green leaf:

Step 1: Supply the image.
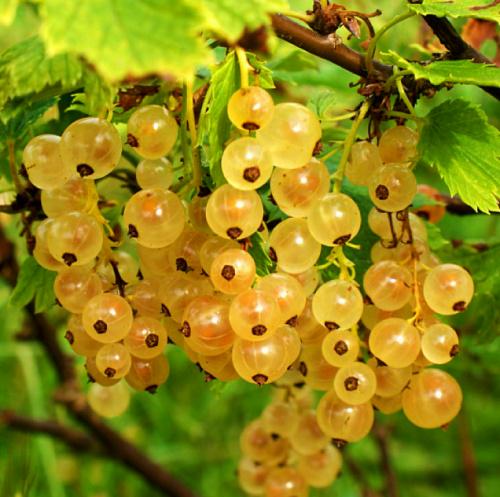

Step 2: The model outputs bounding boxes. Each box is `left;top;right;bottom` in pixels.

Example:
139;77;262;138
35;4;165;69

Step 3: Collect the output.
383;50;500;87
40;0;210;82
0;36;83;106
419;99;500;213
0;0;17;25
408;0;500;23
203;0;289;42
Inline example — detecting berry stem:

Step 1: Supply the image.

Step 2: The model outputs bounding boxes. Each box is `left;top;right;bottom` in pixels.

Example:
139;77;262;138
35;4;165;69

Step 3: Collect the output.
323;111;357;123
333;99;371;193
235;46;250;89
365;11;416;74
383;69;413;92
185;80;202;189
279;10;315;24
7;139;23;193
320;146;341;162
385;110;419;122
408;256;422;327
395;69;417;118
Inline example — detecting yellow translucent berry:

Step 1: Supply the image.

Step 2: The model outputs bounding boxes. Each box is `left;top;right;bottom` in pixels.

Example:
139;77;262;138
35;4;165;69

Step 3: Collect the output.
125;355;170;393
227;86;274;131
421;323;459;364
54;266;103;314
182;295;235;356
206;184;263;240
124;316;168;359
229;289;282;341
95;343;132;380
307;193;361;246
321;330;359;367
368;164;417;212
269;218;321;274
364;260;413;311
82;293;134;343
136;157;174;190
402;368;462;428
369;317;420;368
317;389;374;443
124;188;185;248
378;125;418;164
23;134;71;189
257;102;321;170
270;159;330;217
127;105;178;159
61;117;122;179
333;361;377;405
423;264;474;315
87;382;130;418
221;137;273;190
210;248;256;294
345;140;383;186
312;279;363;330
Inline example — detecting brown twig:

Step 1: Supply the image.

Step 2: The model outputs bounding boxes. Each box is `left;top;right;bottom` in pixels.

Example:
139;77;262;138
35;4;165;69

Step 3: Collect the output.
423;15;500;100
458;410;480;497
438;194;498;215
343;451;381;497
271;13;499;101
270;14;392;79
372;423;399;497
0;410;96;452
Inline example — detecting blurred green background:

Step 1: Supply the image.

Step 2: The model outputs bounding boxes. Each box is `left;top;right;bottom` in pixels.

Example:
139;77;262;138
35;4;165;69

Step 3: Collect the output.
1;1;499;497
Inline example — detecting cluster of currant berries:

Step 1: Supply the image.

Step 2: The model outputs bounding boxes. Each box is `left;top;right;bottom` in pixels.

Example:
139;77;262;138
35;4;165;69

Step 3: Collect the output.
239;382;341;497
23;78;473;470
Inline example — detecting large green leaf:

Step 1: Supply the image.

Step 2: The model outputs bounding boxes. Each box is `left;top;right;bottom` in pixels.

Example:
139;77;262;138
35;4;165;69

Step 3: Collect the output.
418;99;500;213
203;0;289;42
9;257;56;314
383;50;500;87
0;0;17;25
408;0;500;23
0;35;83;106
40;0;209;82
198;52;239;188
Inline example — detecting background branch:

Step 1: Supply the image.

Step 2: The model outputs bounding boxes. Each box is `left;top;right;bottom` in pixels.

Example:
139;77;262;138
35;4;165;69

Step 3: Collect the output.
372;423;399;497
0;411;96;453
422;15;499;100
343;452;382;497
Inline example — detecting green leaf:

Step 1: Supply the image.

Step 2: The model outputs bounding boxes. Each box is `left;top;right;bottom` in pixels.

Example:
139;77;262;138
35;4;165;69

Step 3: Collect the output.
9;257;56;313
0;0;18;25
247;232;275;277
1;98;57;138
246;53;274;89
198;52;239;188
0;36;83;106
307;90;337;120
202;0;289;42
40;0;210;82
34;269;57;314
418;99;500;213
382;51;500;87
425;222;451;251
259;185;287;224
408;0;500;23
